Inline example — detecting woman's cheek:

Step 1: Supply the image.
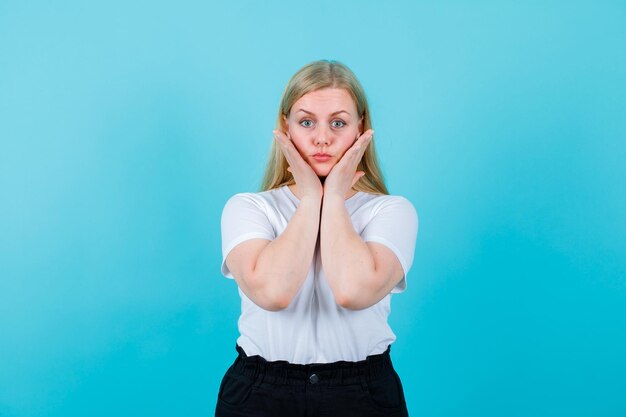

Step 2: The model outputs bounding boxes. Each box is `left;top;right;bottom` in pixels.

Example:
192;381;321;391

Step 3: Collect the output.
340;135;357;155
291;139;309;160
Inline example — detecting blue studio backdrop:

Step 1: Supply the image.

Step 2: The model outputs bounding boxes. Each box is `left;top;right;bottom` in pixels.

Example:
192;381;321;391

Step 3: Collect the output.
1;1;625;416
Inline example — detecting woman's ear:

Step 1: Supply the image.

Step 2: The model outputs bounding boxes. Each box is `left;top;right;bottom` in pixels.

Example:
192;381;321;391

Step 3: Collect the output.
282;114;289;133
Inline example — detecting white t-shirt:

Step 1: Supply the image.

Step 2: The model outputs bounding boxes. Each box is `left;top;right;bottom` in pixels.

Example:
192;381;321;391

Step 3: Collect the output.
221;185;418;364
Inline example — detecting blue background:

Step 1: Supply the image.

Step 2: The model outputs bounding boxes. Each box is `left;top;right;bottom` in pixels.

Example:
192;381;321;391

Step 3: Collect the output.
1;1;625;416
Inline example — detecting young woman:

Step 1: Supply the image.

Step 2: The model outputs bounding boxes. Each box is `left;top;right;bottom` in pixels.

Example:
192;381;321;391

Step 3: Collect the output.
216;60;418;417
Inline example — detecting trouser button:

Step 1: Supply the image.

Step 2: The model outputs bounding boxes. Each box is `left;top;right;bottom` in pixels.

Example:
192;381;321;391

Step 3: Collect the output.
309;373;319;384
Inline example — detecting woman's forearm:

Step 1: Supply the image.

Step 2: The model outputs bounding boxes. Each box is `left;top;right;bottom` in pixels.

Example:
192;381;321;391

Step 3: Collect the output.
320;194;377;309
252;195;321;309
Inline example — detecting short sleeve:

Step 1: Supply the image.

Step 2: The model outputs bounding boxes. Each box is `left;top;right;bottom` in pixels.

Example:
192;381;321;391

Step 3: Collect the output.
220;193;276;278
360;196;418;293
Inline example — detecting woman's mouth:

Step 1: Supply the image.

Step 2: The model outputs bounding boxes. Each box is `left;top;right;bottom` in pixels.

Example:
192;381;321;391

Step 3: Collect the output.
312;153;332;162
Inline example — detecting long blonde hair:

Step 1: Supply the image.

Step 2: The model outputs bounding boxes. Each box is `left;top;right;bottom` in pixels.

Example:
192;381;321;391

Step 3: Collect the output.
260;60;388;195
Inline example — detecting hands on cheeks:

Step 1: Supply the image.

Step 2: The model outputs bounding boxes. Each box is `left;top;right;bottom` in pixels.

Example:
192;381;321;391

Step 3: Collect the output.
323;129;373;199
273;128;373;201
273;129;323;201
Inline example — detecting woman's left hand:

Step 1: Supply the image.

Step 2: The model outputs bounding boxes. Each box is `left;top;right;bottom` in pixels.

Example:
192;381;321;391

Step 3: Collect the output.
323;129;373;199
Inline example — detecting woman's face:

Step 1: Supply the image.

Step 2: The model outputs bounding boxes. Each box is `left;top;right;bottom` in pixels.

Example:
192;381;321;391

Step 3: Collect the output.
284;87;363;177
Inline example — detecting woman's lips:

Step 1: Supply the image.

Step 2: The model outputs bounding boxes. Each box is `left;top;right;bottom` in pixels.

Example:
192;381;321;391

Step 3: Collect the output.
312;154;332;162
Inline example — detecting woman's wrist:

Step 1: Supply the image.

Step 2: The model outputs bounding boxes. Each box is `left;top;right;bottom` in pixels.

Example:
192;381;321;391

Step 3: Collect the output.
323;190;347;203
299;193;323;206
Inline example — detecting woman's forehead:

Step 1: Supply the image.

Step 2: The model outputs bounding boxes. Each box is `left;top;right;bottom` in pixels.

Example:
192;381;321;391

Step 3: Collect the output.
292;88;357;115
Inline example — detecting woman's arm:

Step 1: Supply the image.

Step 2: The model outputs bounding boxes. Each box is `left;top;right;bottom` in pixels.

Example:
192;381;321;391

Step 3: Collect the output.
320;194;404;310
225;130;324;311
225;194;321;311
319;129;406;310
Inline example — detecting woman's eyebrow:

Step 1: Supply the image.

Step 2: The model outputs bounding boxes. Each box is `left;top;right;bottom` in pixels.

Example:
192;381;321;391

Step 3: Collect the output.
295;109;350;116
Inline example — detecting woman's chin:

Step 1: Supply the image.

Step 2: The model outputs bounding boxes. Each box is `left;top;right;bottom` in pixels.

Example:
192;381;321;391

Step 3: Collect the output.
311;165;333;177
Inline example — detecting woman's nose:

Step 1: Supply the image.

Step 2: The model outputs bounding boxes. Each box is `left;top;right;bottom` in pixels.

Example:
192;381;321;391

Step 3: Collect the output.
314;126;331;145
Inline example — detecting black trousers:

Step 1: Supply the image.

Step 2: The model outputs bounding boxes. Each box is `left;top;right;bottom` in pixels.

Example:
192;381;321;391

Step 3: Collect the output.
215;344;409;417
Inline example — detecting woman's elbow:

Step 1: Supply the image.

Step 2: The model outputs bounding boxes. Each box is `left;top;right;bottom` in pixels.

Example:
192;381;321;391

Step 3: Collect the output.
244;287;292;311
335;293;357;310
258;293;292;311
333;289;373;311
245;272;293;311
333;277;386;310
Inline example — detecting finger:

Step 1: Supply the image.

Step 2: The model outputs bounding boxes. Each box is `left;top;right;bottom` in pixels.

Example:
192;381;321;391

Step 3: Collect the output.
273;130;301;165
353;129;373;143
273;129;291;144
273;129;290;146
354;129;374;154
339;130;373;168
350;129;374;155
273;130;310;175
351;171;365;187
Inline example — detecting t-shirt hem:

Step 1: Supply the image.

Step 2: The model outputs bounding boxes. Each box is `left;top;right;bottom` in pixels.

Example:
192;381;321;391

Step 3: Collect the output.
221;232;273;277
363;235;409;293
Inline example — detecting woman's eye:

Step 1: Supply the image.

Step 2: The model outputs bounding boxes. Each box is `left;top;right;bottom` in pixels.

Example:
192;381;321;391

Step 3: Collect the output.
300;120;313;128
331;120;345;128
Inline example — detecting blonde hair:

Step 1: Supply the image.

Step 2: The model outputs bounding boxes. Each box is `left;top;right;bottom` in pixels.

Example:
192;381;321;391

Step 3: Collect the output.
260;60;388;195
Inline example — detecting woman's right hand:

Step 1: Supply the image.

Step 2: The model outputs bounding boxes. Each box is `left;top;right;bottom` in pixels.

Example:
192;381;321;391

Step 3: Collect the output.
273;129;323;201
